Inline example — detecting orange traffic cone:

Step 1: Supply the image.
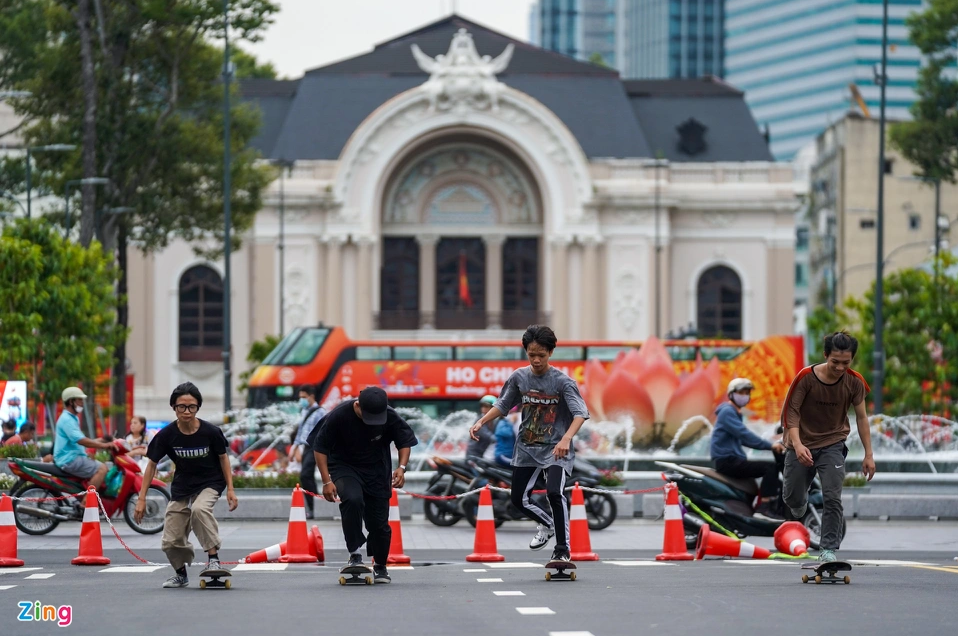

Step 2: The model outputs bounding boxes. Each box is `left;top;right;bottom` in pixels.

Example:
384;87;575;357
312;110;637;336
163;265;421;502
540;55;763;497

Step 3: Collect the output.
243;525;325;564
386;489;411;565
569;482;599;561
465;485;504;562
0;493;24;567
71;487;110;565
695;525;771;560
655;482;693;561
774;521;810;556
279;485;315;563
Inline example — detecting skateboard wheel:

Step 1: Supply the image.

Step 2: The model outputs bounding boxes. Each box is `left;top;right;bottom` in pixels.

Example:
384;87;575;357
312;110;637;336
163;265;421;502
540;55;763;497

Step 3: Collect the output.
224;579;231;589
802;574;809;584
365;576;373;585
545;572;552;581
843;576;850;584
815;575;822;584
199;580;206;589
570;571;576;581
339;577;346;586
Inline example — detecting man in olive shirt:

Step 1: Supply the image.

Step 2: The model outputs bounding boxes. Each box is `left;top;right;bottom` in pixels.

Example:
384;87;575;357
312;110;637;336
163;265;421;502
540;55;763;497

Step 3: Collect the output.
781;331;876;563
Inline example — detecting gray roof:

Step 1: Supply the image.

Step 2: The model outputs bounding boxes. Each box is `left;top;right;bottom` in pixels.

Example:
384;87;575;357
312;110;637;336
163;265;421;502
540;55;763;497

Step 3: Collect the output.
240;16;771;164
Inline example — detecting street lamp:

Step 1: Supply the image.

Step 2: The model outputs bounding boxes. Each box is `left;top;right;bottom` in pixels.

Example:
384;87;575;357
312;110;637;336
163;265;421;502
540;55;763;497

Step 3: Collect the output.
222;0;234;414
64;177;110;239
26;144;76;219
873;0;889;415
270;159;294;338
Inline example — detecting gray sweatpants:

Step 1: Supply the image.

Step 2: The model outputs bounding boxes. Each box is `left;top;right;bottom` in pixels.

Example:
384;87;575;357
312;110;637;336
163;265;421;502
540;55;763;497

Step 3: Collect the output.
782;441;845;551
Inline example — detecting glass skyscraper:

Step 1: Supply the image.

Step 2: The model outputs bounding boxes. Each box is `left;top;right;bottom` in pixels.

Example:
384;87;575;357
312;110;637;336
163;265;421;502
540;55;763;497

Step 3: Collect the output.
530;0;618;68
725;0;924;160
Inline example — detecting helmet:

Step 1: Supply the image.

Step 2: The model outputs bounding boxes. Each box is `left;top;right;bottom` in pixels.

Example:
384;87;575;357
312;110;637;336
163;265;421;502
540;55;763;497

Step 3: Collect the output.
726;378;754;396
479;395;497;406
62;387;88;403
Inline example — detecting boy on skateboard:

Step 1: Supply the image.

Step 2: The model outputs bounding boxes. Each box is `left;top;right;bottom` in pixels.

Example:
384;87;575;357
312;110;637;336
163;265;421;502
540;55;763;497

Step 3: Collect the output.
134;382;238;588
781;331;876;563
469;325;590;564
309;386;418;584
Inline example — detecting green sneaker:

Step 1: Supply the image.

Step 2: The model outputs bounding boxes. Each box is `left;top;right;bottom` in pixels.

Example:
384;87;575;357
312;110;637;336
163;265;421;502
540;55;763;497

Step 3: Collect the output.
818;549;837;563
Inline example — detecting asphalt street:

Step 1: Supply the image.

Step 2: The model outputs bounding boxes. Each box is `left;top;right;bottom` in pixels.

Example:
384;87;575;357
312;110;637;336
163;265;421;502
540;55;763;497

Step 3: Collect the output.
3;519;957;635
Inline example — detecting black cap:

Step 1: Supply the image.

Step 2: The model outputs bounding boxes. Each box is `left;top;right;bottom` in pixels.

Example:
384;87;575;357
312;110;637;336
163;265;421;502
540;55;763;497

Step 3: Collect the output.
358;387;389;425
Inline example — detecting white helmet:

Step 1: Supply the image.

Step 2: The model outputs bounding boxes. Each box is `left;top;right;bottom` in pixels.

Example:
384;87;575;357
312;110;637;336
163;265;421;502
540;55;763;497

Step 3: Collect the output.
62;386;88;403
726;378;754;396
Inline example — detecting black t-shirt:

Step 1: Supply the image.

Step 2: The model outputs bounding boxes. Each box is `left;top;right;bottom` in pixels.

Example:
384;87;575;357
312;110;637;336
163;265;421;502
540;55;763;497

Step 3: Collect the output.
146;419;228;501
307;400;419;498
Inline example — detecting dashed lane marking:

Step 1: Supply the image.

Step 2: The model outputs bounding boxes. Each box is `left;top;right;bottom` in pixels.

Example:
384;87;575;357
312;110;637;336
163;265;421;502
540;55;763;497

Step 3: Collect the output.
0;567;42;575
25;573;55;580
477;578;504;583
463;569;487;572
516;607;555;616
0;585;16;591
720;560;796;566
484;562;543;568
100;566;167;573
550;632;596;636
908;566;958;575
231;563;289;571
493;591;526;596
845;560;933;566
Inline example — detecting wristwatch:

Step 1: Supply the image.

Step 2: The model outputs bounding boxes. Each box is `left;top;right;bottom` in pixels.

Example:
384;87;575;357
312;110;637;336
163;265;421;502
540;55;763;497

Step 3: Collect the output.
398;465;407;472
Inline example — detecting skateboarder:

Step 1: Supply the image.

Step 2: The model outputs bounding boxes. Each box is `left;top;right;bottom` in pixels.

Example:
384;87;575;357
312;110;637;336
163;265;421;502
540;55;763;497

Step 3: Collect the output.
134;382;238;588
781;331;876;563
469;325;590;564
308;386;418;584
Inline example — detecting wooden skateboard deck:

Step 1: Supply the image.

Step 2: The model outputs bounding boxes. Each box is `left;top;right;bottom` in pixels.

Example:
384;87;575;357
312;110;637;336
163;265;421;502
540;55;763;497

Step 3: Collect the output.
198;568;232;589
544;559;577;582
801;560;852;584
339;564;373;586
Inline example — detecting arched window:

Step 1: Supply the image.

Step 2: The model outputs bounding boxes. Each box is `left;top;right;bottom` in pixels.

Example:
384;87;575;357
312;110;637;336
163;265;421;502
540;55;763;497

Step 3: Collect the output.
379;238;420;329
178;265;224;361
696;265;742;339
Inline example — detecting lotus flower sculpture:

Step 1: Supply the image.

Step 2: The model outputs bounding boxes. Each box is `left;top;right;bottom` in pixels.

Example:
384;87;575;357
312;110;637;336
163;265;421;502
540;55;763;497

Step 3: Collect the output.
583;337;723;450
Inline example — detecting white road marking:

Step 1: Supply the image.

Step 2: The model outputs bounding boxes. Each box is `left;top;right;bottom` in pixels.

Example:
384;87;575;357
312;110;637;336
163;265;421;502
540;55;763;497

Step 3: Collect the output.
605;561;674;566
0;585;17;590
516;607;555;615
484;562;542;568
847;560;933;566
231;563;289;571
463;568;487;572
477;578;504;583
721;560;794;566
99;566;167;573
25;573;55;579
0;567;42;575
550;632;596;636
493;591;526;596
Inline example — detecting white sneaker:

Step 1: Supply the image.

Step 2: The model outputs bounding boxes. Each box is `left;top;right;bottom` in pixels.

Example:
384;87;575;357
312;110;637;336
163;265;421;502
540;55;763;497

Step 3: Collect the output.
529;524;555;550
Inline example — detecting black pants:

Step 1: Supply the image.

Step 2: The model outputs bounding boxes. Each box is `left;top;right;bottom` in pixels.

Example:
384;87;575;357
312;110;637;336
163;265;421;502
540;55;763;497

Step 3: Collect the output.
714;454;785;500
336;476;391;566
300;450;317;516
511;465;570;551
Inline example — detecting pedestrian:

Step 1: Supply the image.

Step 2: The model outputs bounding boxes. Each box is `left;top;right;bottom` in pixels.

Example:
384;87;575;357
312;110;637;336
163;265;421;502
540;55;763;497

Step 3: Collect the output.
2;419;21;446
308;386;418;584
293;384;326;519
711;377;787;520
125;416;152;470
465;395;498;460
134;382;239;588
469;325;590;563
493;408;517;467
781;331;876;563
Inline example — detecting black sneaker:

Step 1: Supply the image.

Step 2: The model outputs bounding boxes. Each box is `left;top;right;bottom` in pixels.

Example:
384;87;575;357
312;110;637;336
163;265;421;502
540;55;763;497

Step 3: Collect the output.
162;573;189;588
753;503;785;522
347;552;364;568
550;548;571;563
373;565;391;584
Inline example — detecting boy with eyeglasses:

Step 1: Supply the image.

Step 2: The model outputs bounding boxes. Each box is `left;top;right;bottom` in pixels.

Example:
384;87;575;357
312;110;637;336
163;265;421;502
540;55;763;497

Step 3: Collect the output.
135;382;238;588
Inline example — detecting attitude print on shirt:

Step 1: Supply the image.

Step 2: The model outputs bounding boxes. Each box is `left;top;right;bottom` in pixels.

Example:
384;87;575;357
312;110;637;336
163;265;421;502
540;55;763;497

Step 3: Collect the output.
519;390;559;445
173;446;210;459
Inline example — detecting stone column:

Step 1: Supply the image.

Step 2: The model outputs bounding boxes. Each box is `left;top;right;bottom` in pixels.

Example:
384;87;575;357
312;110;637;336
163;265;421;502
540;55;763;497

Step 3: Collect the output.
483;234;505;329
313;238;327;324
355;237;375;338
324;236;344;326
581;236;601;339
549;236;570;336
417;234;438;329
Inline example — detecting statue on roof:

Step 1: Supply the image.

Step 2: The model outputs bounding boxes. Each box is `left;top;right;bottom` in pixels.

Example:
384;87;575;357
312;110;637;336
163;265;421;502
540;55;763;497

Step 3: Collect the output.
411;28;514;113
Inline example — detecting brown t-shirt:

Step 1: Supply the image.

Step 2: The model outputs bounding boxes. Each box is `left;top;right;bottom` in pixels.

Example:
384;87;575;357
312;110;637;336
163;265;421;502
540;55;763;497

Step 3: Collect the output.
781;364;868;450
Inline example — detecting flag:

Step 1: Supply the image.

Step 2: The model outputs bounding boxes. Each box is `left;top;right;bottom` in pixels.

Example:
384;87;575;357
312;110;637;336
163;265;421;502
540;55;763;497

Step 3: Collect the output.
458;252;473;308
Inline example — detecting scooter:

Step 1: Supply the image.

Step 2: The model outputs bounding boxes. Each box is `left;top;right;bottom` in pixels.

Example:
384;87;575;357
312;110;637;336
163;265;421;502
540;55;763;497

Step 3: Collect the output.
655;460;840;550
422;455;478;526
9;440;171;535
460;456;618;531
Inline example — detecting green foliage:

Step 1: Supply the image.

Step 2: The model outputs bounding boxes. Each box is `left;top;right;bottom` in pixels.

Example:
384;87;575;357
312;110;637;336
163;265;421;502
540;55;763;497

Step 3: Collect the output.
587;52;609;68
0;473;17;491
597;467;624;487
233;46;279;79
238;333;281;394
0;219;125;406
888;0;958;183
231;472;302;489
0;444;40;459
843;473;868;488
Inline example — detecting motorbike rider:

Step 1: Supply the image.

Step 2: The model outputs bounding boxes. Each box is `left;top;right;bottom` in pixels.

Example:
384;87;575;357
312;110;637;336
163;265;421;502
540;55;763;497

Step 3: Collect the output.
53;387;116;493
711;378;786;521
493;408;517;466
466;396;499;460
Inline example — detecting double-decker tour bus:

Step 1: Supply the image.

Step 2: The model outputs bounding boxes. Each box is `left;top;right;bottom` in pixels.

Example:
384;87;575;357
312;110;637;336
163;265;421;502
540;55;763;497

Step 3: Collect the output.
246;325;804;424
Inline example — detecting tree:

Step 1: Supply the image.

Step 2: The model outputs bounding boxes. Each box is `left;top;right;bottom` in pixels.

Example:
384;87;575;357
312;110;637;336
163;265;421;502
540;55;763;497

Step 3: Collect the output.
0;219;126;425
888;0;958;184
588;52;609;69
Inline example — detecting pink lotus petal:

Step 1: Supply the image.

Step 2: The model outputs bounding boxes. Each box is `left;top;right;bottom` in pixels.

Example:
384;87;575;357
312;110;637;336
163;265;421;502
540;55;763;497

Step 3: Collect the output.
601;370;656;429
662;368;719;445
583;359;609;421
704;357;722;399
635;360;680;422
613;349;644;381
636;336;674;369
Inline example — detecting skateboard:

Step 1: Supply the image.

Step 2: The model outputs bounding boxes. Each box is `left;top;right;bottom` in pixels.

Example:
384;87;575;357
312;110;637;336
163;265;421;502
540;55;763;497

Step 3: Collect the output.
544;559;577;582
801;560;852;584
339;564;374;586
198;567;232;589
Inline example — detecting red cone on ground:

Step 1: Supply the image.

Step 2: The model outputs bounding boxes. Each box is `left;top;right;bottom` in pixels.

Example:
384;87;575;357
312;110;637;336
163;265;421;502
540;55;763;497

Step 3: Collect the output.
0;493;24;567
569;482;599;561
656;482;693;561
386;489;411;565
243;525;325;564
774;521;810;556
695;525;771;560
279;485;315;563
466;485;504;562
71;487;110;565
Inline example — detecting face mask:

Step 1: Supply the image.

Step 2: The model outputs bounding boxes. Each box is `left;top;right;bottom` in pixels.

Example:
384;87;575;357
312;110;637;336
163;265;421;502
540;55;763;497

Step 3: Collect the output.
299;398;310;409
731;393;750;408
75;405;84;414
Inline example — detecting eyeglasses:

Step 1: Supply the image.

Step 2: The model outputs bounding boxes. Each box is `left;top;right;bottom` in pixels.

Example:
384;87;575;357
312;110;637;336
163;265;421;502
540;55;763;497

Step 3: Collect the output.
174;404;200;413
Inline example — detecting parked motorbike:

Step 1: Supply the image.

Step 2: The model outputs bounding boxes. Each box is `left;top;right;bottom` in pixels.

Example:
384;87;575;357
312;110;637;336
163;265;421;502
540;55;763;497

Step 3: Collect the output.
655;460;842;550
9;440;170;536
422;455;478;526
460;456;617;531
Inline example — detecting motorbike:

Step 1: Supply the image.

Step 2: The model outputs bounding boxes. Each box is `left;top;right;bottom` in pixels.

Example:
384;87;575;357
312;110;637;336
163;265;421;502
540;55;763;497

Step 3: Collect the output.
460;456;617;531
422;455;479;526
9;440;171;536
655;460;841;550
